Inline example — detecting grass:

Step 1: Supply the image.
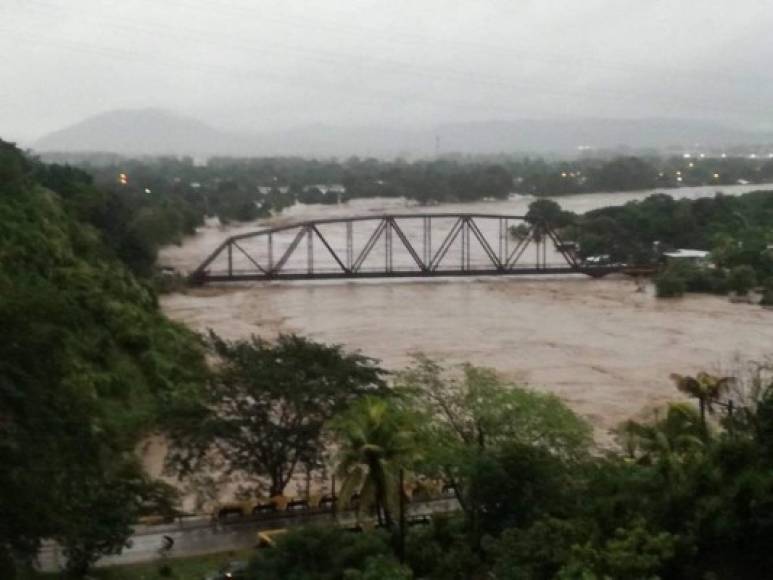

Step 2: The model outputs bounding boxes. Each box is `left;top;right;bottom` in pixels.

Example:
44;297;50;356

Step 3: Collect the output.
24;549;254;579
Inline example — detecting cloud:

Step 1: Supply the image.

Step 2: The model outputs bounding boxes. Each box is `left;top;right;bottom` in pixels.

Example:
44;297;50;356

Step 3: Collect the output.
2;0;772;143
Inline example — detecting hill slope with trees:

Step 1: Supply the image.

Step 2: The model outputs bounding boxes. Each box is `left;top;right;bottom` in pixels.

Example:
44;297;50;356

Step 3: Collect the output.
0;140;207;577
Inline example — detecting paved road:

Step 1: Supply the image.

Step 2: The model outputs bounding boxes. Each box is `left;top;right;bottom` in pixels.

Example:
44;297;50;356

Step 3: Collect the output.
37;498;459;572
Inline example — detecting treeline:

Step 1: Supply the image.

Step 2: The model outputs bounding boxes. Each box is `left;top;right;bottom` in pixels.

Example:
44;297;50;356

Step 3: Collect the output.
0;140;209;577
47;152;773;217
526;190;773;300
28;153;773;282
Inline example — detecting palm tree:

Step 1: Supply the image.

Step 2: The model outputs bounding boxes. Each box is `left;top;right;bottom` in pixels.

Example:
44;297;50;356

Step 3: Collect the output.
332;396;419;530
617;403;706;483
670;371;734;431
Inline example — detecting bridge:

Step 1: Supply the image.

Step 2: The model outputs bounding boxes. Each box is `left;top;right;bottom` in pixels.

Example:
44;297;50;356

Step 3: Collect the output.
190;213;623;284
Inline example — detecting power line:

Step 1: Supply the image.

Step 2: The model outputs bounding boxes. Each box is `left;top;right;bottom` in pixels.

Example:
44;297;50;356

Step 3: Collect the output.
3;15;770;120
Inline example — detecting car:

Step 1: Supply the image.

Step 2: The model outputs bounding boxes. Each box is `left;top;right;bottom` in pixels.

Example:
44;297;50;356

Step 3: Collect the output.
583;254;611;265
204;559;248;580
256;528;288;548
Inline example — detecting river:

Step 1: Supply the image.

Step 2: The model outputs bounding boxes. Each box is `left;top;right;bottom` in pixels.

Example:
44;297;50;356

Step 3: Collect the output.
159;182;773;435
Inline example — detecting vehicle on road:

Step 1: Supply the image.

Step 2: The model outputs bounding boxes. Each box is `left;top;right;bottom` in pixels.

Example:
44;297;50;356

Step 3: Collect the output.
204;559;248;580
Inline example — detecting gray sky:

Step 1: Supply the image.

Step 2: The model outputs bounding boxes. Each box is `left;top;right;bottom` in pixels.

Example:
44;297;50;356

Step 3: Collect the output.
2;0;773;143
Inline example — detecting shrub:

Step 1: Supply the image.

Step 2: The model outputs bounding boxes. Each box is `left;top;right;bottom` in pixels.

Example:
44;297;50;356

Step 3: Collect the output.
728;265;757;295
158;563;174;577
246;526;397;580
761;290;773;307
683;266;728;295
655;270;686;298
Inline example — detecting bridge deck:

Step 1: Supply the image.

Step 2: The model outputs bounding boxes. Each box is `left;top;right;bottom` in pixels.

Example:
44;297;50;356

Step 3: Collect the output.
198;265;622;283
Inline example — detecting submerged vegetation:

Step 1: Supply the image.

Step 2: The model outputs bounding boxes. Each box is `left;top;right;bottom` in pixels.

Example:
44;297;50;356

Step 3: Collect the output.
48;151;773;209
40;150;773;301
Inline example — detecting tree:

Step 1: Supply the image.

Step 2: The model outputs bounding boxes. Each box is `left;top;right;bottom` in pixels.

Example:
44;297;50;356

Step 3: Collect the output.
728;265;757;295
332;396;420;529
170;333;386;497
467;442;573;535
670;371;734;430
525;199;572;228
558;519;680;579
397;356;591;546
591;156;658;191
245;525;404;580
655;269;687;298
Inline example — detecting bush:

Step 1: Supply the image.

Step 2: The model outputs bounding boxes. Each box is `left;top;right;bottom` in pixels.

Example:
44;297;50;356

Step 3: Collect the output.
728;265;757;295
683;266;728;295
761;290;773;307
246;526;398;580
655;270;686;298
158;562;174;577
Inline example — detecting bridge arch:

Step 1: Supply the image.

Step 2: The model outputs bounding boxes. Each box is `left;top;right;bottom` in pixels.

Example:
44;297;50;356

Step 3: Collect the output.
190;213;619;284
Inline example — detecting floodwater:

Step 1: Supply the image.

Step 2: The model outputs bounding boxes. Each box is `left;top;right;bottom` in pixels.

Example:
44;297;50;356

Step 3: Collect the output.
159;182;773;433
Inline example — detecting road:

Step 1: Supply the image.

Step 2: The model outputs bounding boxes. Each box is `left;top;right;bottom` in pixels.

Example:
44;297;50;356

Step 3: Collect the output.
36;498;459;572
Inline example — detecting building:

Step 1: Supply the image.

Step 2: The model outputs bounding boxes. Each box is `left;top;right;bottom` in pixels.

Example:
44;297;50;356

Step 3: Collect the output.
662;249;711;267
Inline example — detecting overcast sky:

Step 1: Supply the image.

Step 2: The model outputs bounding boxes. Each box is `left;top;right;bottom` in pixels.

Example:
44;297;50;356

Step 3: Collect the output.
2;0;773;143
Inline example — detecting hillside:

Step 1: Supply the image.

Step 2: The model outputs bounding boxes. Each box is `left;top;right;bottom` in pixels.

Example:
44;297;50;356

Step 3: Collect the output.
33;109;773;158
33;108;244;156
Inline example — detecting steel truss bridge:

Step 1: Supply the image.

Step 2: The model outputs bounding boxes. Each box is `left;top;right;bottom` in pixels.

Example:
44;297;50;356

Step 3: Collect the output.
190;213;623;284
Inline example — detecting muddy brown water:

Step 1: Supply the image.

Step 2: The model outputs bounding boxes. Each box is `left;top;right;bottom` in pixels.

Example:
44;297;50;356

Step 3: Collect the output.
152;185;773;508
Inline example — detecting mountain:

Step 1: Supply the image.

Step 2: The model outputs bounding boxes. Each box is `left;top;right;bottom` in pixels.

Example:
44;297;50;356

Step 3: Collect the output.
33;109;244;156
33;109;773;158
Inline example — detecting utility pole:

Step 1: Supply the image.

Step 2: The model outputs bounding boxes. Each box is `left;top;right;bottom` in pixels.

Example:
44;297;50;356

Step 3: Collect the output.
398;468;406;563
331;474;337;519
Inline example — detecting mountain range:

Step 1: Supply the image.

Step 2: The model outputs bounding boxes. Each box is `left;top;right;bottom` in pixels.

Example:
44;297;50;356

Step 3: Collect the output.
31;108;773;158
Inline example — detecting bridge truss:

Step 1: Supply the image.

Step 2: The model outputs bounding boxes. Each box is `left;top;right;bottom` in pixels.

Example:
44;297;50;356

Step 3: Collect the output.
190;213;620;283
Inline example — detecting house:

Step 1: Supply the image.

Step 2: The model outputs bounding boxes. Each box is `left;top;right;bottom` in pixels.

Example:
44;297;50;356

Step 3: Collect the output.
662;249;711;266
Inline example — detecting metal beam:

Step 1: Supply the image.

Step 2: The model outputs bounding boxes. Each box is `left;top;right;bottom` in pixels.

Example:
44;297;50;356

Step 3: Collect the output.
188;213;615;284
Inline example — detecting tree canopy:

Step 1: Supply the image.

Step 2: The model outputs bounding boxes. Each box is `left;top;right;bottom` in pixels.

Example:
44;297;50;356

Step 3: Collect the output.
0;139;206;577
168;333;387;496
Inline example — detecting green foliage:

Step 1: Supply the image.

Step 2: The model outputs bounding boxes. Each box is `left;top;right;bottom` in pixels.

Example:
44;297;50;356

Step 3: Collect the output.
49;151;773;207
169;333;386;496
572;191;773;280
399;356;592;465
343;556;412;580
592;156;658;191
558;520;680;579
492;517;594;580
397;356;591;554
727;264;757;295
655;269;686;297
332;396;421;528
0;140;205;576
405;516;481;580
525;199;574;228
467;443;574;535
245;526;402;580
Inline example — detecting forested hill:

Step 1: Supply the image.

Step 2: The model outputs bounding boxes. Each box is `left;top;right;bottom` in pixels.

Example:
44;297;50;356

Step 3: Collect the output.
0;139;207;575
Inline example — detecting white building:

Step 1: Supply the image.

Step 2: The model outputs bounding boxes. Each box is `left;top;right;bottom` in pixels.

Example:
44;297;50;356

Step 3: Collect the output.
663;249;711;266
